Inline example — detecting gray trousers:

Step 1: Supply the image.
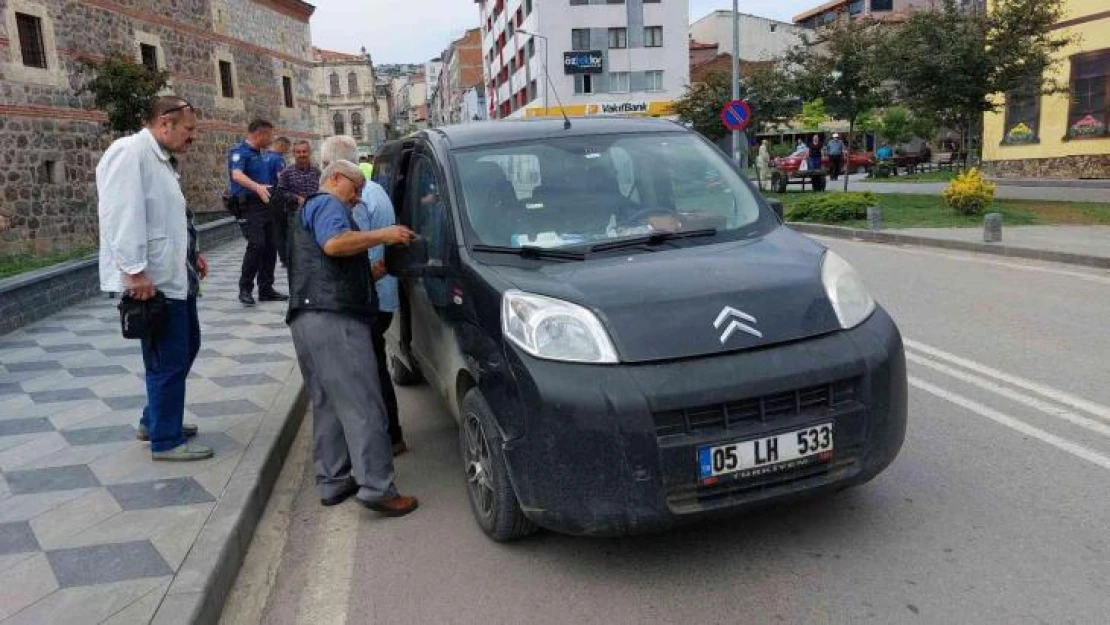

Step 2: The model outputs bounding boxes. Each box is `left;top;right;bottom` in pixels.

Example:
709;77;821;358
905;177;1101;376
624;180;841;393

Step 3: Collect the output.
290;311;397;503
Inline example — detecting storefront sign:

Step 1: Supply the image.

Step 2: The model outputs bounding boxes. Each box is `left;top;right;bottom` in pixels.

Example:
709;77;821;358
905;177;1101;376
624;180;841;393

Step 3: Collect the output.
563;50;604;74
588;101;650;115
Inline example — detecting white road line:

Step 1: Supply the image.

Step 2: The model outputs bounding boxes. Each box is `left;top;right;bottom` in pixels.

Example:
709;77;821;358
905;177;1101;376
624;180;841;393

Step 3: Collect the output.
910;376;1110;472
905;338;1110;422
907;352;1110;440
812;235;1110;285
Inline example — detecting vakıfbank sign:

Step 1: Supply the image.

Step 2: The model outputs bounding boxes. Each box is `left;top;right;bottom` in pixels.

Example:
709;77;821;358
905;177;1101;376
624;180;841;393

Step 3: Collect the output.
589;101;649;115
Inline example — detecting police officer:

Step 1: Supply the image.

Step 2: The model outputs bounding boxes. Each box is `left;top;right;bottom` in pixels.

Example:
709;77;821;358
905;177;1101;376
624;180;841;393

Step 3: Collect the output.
228;119;288;306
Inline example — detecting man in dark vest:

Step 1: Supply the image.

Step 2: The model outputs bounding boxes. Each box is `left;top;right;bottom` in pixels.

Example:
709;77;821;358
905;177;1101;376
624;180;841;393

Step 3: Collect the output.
286;159;418;515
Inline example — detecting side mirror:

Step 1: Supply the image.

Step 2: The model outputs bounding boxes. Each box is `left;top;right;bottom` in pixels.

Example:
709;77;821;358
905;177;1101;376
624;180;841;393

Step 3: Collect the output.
766;198;785;221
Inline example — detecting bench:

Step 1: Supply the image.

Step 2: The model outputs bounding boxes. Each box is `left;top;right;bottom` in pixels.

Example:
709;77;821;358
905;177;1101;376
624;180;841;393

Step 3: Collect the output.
770;169;828;193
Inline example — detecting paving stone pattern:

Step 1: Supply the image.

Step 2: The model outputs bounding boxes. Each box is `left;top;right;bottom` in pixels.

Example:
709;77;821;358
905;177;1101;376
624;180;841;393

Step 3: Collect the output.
0;242;296;624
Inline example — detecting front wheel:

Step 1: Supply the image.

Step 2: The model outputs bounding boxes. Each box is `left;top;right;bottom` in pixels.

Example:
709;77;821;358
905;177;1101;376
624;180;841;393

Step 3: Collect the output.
460;389;537;541
855;165;868;175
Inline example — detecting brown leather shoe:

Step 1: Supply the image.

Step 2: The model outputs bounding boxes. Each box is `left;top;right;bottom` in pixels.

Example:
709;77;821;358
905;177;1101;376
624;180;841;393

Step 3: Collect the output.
392;441;409;457
360;494;418;517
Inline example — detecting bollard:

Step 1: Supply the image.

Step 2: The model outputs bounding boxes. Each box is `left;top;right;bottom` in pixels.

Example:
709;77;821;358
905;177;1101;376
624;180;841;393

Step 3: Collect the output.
866;206;883;231
983;212;1002;243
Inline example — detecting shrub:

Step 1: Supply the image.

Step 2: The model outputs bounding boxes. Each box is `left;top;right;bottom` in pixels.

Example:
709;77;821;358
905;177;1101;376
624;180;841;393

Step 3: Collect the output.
942;168;996;215
786;192;879;223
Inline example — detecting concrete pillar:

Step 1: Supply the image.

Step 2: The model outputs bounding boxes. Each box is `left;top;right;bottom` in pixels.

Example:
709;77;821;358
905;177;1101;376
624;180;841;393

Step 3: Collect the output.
867;206;883;231
984;213;1002;243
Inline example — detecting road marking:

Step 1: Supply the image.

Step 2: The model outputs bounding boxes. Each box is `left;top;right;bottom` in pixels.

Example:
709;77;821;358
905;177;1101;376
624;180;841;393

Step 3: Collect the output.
294;498;359;625
813;236;1110;285
905;338;1110;422
910;376;1110;472
907;352;1110;439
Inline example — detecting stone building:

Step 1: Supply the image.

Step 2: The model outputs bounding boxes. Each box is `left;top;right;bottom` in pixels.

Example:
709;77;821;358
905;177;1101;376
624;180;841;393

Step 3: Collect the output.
311;46;390;156
0;0;318;255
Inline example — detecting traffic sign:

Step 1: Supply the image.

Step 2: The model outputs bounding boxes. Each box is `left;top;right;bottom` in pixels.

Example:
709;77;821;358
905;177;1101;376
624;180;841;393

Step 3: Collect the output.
721;99;751;131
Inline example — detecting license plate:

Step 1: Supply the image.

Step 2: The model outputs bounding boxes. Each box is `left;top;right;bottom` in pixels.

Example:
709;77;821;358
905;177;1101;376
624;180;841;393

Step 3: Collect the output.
698;423;834;481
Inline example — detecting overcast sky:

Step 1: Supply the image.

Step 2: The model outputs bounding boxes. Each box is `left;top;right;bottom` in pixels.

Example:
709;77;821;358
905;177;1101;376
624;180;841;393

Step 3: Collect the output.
309;0;816;65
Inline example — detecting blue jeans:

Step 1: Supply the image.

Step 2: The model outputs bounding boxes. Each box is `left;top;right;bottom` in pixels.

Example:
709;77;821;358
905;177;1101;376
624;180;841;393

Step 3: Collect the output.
140;297;201;452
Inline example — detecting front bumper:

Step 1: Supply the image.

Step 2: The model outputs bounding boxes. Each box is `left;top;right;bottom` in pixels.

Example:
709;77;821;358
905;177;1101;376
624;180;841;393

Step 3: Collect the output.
500;307;907;536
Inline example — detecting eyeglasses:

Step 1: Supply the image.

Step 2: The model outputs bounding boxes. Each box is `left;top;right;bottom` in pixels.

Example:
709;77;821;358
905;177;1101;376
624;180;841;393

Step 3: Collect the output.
159;101;195;117
338;173;365;193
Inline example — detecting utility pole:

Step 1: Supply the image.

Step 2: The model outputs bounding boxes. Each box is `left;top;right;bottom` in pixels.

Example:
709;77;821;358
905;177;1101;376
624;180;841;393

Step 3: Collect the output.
730;0;746;169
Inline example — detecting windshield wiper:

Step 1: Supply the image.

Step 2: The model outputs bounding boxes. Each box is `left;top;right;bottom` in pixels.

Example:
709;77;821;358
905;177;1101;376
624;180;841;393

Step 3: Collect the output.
470;244;586;261
589;228;717;253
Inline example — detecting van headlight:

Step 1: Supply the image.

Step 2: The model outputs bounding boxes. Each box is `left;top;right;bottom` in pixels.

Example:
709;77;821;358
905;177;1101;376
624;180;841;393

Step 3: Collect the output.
502;290;619;363
821;251;876;329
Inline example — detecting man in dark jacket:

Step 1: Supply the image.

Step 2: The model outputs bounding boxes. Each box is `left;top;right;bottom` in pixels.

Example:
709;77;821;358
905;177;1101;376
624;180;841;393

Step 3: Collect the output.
286;159;418;516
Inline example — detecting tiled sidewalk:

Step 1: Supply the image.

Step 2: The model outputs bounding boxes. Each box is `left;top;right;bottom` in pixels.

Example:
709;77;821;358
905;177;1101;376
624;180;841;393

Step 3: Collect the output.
0;241;296;624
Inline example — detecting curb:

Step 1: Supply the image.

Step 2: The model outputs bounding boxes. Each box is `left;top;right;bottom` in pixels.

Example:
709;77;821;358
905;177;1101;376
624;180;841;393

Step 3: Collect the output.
788;222;1110;270
151;366;307;625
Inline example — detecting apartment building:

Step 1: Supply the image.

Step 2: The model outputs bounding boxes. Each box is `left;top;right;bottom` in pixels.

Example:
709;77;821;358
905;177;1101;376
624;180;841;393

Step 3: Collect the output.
430;28;485;126
475;0;689;120
689;11;807;61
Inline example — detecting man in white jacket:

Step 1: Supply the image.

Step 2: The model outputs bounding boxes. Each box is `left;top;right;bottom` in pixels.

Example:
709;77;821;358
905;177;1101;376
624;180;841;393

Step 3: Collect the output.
97;96;213;461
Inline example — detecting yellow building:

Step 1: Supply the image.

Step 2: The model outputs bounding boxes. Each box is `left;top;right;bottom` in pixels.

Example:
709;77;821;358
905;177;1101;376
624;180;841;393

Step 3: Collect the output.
982;0;1109;179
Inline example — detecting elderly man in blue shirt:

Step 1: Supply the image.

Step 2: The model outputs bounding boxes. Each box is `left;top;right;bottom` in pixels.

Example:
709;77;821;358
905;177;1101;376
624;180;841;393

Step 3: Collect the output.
352;165;408;456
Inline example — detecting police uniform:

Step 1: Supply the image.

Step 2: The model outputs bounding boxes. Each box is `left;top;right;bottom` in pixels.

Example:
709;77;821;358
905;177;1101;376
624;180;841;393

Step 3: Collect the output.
228;141;279;298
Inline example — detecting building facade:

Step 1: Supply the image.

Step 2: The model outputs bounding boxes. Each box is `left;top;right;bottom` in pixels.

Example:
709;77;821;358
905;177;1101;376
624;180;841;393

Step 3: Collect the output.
790;0;975;26
431;28;485;126
312;47;388;155
982;0;1108;178
689;11;807;61
0;0;317;254
476;0;690;121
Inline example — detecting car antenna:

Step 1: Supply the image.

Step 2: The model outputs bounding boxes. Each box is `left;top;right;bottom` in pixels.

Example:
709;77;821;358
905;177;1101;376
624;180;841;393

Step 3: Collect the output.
543;59;572;130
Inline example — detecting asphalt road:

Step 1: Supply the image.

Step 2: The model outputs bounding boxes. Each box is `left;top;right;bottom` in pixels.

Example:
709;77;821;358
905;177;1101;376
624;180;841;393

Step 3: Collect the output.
222;237;1110;625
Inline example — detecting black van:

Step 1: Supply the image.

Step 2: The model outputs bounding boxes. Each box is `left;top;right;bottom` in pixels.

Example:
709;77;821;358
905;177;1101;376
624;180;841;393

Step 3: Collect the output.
374;118;907;541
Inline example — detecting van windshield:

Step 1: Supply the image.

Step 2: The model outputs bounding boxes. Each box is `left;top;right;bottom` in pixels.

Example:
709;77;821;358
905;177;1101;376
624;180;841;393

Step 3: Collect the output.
452;132;771;251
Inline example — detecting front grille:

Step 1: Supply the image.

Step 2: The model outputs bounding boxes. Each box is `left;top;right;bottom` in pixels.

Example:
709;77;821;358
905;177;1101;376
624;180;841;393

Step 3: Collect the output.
652;378;859;438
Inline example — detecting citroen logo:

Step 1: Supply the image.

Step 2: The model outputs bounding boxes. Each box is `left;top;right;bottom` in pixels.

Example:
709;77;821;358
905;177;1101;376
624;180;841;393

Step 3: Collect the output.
714;306;763;343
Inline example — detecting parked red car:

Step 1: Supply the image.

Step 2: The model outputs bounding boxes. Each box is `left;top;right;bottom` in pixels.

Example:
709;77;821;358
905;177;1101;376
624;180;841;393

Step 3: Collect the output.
773;152;875;174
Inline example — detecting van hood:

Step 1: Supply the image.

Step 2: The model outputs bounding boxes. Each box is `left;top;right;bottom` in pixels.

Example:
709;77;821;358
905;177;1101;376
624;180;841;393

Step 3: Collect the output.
486;227;842;363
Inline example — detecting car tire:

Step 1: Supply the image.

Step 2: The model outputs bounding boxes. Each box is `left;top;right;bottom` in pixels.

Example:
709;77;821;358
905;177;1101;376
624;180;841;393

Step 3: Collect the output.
460;388;537;541
388;354;424;386
855;165;868;175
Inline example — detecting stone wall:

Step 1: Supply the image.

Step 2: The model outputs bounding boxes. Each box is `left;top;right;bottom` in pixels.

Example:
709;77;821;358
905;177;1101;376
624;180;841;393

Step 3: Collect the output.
0;216;238;336
0;0;318;256
983;153;1110;180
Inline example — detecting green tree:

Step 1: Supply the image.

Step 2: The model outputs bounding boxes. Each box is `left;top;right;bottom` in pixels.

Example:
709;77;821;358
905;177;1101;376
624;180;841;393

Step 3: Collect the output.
672;65;801;142
882;0;1071;157
784;17;893;190
79;52;169;133
797;98;830;130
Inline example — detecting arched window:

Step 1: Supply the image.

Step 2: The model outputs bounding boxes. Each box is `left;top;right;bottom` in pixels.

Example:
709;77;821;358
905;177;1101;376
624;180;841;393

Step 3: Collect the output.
329;73;340;97
348;72;359;96
351;112;363;138
332;112;345;135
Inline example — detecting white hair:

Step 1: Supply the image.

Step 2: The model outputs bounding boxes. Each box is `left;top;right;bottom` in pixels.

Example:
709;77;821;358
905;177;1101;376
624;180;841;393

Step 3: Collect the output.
319;159;365;188
319;135;359;167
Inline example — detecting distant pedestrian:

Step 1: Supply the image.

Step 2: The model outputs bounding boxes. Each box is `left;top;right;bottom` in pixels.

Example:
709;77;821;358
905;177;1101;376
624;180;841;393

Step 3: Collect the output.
227;119;288;307
827;133;845;180
267;137;293;268
808;134;824;173
97;96;212;462
756;139;772;190
286;158;418;515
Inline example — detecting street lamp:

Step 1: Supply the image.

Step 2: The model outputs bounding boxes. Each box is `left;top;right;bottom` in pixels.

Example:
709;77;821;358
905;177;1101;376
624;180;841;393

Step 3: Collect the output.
516;29;549;113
